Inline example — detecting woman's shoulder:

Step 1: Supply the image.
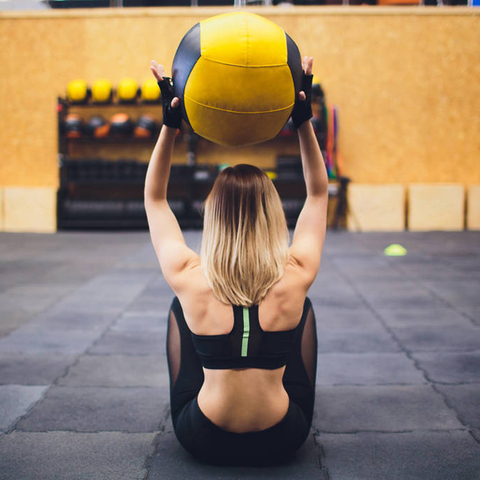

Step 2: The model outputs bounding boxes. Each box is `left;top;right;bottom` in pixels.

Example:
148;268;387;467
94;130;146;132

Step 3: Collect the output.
285;251;321;290
276;255;314;292
175;266;232;332
259;264;310;330
176;258;310;332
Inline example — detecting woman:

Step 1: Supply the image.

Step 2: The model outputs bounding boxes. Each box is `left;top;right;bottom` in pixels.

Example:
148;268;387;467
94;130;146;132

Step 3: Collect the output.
145;57;329;466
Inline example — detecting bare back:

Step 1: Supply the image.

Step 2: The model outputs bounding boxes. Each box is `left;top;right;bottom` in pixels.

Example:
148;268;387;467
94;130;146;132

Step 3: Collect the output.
174;256;310;433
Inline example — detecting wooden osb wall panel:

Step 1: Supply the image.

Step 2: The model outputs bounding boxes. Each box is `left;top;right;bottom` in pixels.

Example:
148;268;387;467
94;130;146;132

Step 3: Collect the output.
0;7;479;188
0;10;201;187
301;13;480;186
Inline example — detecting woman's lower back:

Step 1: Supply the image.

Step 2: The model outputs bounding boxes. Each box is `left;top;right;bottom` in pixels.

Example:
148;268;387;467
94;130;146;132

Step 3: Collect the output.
197;367;290;433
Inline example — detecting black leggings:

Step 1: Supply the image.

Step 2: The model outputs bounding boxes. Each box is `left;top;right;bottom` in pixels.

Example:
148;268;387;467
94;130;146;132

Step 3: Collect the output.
166;297;317;466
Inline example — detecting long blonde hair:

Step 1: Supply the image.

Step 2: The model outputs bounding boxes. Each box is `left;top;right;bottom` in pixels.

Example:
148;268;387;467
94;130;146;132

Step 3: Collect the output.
201;164;289;307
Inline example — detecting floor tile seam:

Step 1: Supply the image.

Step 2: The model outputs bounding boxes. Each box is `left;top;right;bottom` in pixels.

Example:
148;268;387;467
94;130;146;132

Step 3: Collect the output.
363;323;473;431
313;433;331;480
4;384;51;435
328;258;480;380
313;427;472;435
95;271;161;345
143;434;160;480
318;347;480;354
329;258;475;430
71;352;167;358
40;307;139;387
50;349;92;388
402;347;480;354
0;382;167;388
421;380;480;386
11;428;163;435
316;382;430;387
3;382;167;434
329;257;433;380
0;265;136;341
320;343;478;441
390;260;480;328
38;385;167;390
84;311;146;356
143;408;175;480
430;383;480;439
317;350;480;356
315;383;478;390
16;273;107;329
0;290;89;342
314;425;480;469
469;430;480;445
379;262;480;409
157;402;170;433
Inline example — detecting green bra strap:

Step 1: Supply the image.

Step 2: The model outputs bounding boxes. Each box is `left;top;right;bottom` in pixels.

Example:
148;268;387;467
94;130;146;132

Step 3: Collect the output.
241;307;250;357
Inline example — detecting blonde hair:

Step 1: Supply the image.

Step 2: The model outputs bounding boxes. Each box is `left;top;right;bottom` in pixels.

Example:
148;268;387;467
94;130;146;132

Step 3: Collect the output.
201;164;289;307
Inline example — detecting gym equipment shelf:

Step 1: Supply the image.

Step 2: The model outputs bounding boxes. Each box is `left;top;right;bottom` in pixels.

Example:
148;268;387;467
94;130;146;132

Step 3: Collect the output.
63;137;158;144
57;95;349;230
57;95;159;229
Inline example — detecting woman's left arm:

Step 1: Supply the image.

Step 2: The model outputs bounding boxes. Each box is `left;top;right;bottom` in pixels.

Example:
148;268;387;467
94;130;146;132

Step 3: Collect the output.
144;62;199;289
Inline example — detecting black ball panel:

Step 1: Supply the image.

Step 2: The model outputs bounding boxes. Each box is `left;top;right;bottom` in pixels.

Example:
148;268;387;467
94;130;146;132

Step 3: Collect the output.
286;33;303;96
172;22;201;127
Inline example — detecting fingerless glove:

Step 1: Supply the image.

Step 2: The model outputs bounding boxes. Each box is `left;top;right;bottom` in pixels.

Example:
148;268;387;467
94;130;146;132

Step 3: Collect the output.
157;77;182;130
291;73;313;129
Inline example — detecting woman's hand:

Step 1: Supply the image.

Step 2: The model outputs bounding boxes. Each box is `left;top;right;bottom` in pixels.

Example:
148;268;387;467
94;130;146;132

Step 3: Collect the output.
298;56;313;101
150;60;182;129
291;56;314;129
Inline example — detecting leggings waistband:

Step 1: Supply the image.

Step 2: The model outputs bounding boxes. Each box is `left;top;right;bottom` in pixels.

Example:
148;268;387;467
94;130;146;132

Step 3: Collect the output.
174;397;310;466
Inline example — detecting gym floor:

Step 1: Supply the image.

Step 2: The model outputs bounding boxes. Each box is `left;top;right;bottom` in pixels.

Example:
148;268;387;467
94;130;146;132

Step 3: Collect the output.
0;230;480;479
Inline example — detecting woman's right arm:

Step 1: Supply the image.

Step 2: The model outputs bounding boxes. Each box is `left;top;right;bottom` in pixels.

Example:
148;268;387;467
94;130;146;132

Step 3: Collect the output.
145;61;199;293
289;58;329;285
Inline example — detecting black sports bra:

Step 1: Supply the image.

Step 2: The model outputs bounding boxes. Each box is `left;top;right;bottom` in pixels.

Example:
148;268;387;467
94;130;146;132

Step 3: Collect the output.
190;304;297;370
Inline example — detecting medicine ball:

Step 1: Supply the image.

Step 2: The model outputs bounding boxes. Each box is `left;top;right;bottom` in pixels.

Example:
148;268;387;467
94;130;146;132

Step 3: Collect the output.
67;80;90;104
110;113;134;136
134;115;158;138
86;115;110;138
117;79;139;103
92;79;113;103
141;79;161;103
64;114;84;138
172;12;302;147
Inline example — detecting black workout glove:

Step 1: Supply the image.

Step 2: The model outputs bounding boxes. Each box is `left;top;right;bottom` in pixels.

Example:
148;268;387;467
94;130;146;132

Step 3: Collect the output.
158;76;182;130
291;73;313;129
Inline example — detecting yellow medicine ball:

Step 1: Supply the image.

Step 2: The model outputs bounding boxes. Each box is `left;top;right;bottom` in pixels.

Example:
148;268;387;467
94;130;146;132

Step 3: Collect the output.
67;80;89;103
172;12;302;147
141;79;161;102
117;78;139;102
92;79;113;103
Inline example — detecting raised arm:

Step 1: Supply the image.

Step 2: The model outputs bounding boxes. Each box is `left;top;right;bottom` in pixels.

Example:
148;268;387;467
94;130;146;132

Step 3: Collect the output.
289;57;329;285
144;61;199;290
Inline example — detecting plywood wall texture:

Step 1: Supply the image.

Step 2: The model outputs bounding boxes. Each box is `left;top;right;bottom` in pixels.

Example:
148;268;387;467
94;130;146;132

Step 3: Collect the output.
0;7;479;189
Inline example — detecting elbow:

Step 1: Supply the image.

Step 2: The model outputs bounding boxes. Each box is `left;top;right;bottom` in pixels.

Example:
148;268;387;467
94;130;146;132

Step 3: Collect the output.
144;185;167;205
144;193;167;212
307;183;329;199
